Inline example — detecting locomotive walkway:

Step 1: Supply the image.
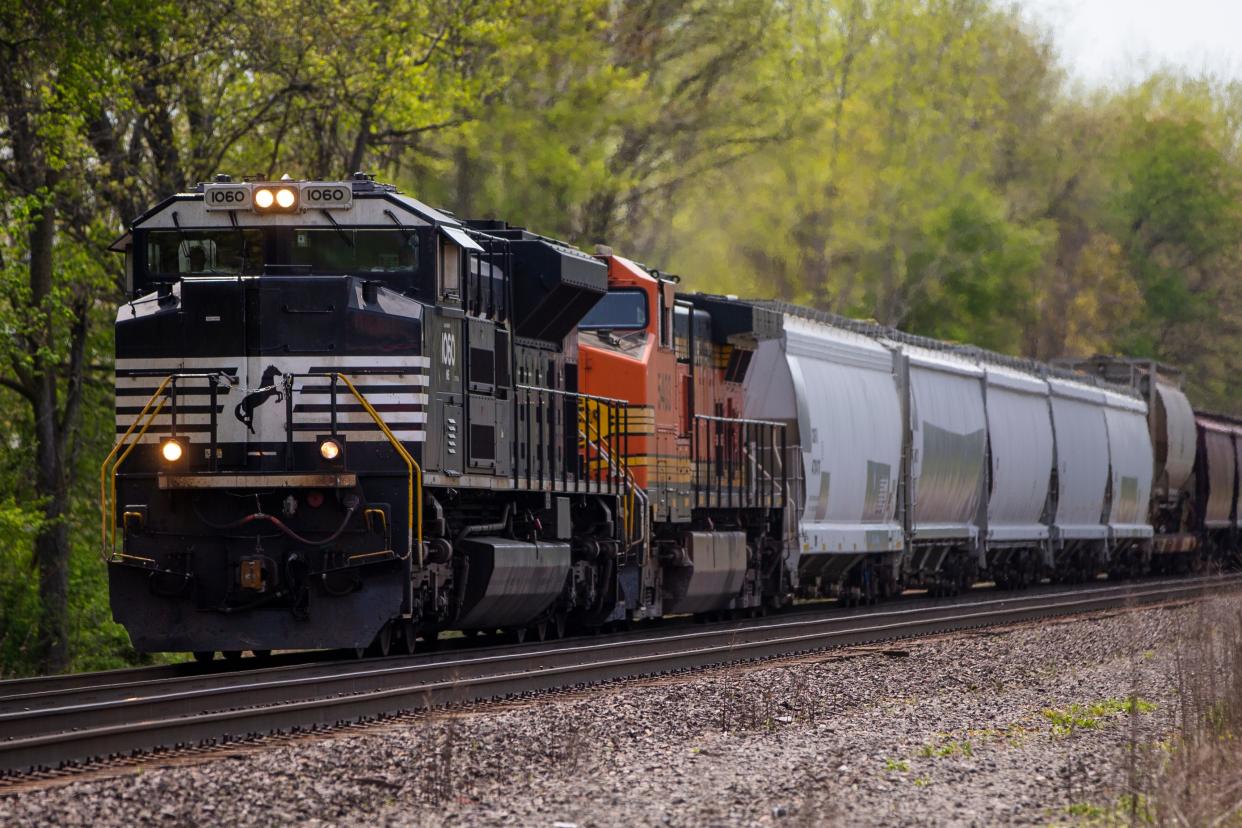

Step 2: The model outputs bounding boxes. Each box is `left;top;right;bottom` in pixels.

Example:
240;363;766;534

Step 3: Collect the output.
0;574;1236;778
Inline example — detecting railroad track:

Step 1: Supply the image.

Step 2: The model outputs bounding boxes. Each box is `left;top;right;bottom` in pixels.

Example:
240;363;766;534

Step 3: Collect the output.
1;574;1236;777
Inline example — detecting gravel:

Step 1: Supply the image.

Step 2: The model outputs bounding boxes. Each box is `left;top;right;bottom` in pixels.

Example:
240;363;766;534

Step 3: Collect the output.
0;597;1214;827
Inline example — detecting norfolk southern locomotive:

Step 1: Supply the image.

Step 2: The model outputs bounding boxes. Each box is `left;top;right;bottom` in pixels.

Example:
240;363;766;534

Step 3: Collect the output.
105;175;1234;660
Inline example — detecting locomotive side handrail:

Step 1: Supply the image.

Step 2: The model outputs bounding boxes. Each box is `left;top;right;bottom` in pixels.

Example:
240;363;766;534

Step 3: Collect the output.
100;378;170;562
515;383;633;496
691;413;788;510
329;372;423;567
102;372;235;562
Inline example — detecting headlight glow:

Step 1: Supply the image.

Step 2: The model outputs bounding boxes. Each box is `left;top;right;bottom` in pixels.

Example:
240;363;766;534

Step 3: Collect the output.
161;439;184;462
254;188;275;209
319;439;341;461
275;187;297;209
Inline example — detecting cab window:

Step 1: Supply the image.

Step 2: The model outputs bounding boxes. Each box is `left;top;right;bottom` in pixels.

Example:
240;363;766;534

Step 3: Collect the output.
291;229;422;274
146;229;264;276
578;289;648;330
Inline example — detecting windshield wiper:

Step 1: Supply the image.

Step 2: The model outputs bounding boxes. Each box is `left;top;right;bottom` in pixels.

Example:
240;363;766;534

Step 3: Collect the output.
321;209;353;248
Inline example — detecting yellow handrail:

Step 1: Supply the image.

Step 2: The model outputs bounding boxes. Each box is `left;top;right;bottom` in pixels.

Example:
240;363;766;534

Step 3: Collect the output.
333;373;423;566
576;398;639;545
101;372;423;567
99;376;172;561
109;400;166;555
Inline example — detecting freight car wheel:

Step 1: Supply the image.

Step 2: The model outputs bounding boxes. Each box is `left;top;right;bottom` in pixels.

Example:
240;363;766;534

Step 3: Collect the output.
222;650;243;662
192;651;214;664
252;649;272;660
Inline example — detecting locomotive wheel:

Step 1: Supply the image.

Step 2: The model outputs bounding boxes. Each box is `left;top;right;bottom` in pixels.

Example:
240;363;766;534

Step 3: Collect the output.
192;651;215;664
222;650;243;662
366;623;393;657
400;621;418;655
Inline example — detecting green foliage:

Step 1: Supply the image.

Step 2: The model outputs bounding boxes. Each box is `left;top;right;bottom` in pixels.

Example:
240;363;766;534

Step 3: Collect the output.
917;738;974;758
1042;697;1157;737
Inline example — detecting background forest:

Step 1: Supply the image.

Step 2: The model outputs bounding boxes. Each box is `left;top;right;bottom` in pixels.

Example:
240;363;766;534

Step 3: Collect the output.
1;0;1240;676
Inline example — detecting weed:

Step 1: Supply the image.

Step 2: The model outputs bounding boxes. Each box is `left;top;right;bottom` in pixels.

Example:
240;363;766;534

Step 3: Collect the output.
1042;697;1155;736
1065;801;1105;818
884;757;910;772
1115;601;1242;825
917;739;973;758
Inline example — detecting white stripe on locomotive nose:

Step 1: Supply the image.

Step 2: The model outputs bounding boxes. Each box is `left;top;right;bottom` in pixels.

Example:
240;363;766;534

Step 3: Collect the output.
115;389;431;410
119;431;427;444
117;409;427;423
115;373;430;387
290;411;429;425
293;392;430;406
115;414;219;426
115;355;431;370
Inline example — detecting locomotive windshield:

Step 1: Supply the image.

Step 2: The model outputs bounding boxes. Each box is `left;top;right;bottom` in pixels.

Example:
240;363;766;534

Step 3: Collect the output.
578;289;648;330
138;226;433;296
290;228;421;274
146;229;264;276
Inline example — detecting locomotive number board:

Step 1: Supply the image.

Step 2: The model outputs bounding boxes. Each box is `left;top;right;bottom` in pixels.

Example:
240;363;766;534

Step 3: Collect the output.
203;182;354;211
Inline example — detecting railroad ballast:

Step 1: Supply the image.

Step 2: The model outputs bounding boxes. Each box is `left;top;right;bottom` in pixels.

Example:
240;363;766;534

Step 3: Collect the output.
103;175;1234;658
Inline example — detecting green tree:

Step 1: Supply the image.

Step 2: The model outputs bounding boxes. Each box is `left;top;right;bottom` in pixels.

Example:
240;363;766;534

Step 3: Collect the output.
0;1;121;672
1113;112;1242;405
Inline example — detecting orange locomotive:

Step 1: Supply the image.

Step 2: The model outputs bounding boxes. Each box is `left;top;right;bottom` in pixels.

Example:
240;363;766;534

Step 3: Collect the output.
577;251;793;617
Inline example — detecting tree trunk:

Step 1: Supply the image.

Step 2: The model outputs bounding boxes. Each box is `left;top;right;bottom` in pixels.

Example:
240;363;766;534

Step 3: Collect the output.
28;197;71;674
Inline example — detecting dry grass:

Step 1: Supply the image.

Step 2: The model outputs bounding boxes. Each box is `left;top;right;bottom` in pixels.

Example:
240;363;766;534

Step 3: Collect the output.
1115;602;1242;826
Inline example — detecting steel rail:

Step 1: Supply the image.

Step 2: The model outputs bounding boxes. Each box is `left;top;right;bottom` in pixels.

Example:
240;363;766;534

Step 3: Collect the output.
0;575;1206;716
0;581;1034;706
1;574;1236;774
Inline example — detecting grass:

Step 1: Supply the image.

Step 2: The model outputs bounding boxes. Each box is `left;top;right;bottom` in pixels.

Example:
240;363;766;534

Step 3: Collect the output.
1110;601;1242;825
917;738;973;758
1063;795;1151;826
1042;697;1156;737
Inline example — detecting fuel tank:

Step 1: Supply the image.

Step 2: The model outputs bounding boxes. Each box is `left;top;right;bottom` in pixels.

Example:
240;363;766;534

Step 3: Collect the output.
455;537;572;630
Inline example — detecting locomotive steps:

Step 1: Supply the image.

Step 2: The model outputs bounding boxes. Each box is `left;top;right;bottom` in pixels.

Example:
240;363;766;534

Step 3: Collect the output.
0;574;1237;779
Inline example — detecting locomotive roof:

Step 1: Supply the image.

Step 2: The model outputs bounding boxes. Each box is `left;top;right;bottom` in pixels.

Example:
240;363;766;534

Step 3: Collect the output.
109;176;473;253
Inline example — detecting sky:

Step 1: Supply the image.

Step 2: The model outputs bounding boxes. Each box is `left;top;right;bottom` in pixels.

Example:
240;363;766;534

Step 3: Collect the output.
1016;0;1242;88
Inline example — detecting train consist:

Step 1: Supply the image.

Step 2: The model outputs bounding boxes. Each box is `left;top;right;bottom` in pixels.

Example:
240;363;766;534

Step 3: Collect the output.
103;176;1235;659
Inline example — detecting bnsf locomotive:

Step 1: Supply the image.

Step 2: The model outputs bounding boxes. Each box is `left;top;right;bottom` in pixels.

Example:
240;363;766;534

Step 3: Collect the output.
104;176;1232;660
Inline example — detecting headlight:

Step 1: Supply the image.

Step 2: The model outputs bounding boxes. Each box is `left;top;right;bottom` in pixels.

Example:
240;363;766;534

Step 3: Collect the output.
275;187;297;209
161;439;184;462
253;188;275;209
319;439;341;461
